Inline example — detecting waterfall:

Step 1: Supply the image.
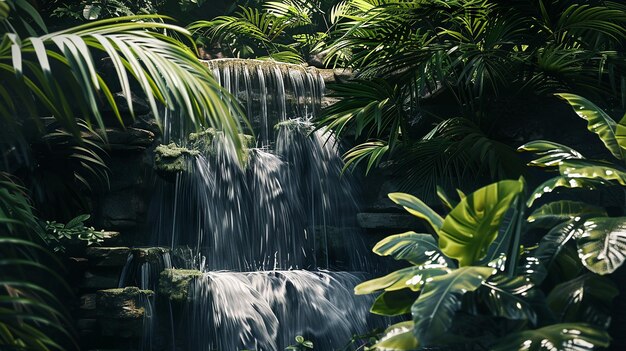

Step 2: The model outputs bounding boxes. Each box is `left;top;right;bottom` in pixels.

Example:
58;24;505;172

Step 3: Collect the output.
128;59;381;350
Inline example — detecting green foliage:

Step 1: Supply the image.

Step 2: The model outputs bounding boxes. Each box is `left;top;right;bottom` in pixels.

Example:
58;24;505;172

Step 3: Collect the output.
285;335;314;350
0;174;74;350
319;0;626;195
43;214;105;252
188;0;335;63
0;0;249;349
358;100;626;351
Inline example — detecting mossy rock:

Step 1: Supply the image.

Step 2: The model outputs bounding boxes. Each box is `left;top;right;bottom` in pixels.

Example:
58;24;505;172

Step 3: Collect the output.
97;287;154;319
274;119;314;132
153;142;199;180
158;268;203;302
131;247;169;264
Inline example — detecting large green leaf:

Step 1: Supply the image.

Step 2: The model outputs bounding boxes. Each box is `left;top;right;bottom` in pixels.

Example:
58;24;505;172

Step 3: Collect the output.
547;274;617;328
411;266;496;345
355;266;450;294
490;323;610;351
559;160;626;185
388;193;443;232
471;274;540;324
438;179;525;266
575;217;626;275
556;93;626;160
371;321;419;351
527;176;607;207
529;219;581;283
372;232;453;266
371;289;419;316
528;201;606;228
518;140;585;167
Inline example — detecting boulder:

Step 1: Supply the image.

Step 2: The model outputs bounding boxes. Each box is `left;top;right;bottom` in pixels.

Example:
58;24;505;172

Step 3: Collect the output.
85;247;131;267
96;287;153;320
158;268;203;302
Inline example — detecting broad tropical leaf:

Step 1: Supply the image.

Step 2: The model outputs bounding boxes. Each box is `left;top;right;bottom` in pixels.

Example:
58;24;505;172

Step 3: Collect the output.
411;266;496;345
547;274;617;328
472;274;540;324
355;266;450;295
559;160;626;185
556;93;626;160
518;140;584;167
490;323;610;351
372;322;419;351
436;186;458;210
527;176;607;207
529;219;581;283
438;179;525;266
371;289;419;316
388;193;443;232
575;217;626;275
372;232;452;266
528;201;606;228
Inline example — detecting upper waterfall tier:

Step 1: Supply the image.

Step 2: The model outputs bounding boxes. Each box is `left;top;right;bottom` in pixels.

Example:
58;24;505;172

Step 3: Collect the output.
202;59;325;145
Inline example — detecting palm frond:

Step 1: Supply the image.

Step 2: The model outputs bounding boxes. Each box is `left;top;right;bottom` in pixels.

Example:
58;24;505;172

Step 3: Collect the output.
1;15;244;149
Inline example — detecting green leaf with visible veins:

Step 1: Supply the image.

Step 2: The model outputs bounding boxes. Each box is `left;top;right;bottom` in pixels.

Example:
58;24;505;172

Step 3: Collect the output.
439;179;525;266
557;93;626;160
411;266;495;345
373;232;453;266
388;192;444;232
576;216;626;275
355;265;450;294
490;323;610;351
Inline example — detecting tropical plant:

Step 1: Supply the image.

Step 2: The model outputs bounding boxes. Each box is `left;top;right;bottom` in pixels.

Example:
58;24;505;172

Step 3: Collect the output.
188;0;336;63
357;93;626;350
43;214;106;252
0;0;247;348
285;335;314;350
319;0;626;194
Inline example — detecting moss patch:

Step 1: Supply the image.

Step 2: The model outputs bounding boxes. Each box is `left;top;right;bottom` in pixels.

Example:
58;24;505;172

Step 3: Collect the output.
158;268;203;302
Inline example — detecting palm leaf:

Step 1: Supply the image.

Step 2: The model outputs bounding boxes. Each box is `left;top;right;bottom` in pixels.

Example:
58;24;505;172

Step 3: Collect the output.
1;15;244;151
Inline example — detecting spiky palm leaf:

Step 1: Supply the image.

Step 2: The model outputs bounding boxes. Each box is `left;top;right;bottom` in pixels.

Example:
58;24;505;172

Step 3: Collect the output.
1;12;244;148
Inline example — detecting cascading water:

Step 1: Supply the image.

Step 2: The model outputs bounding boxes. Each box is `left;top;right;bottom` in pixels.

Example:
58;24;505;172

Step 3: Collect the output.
125;59;382;350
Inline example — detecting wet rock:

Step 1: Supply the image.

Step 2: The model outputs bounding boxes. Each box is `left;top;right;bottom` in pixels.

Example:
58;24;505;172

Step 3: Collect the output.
81;271;120;290
82;127;155;151
154;142;199;178
100;191;146;229
188;128;255;165
131;247;169;264
85;247;130;267
97;287;153;338
97;287;153;319
159;268;203;302
80;294;97;311
77;318;97;331
317;68;336;84
356;212;423;230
